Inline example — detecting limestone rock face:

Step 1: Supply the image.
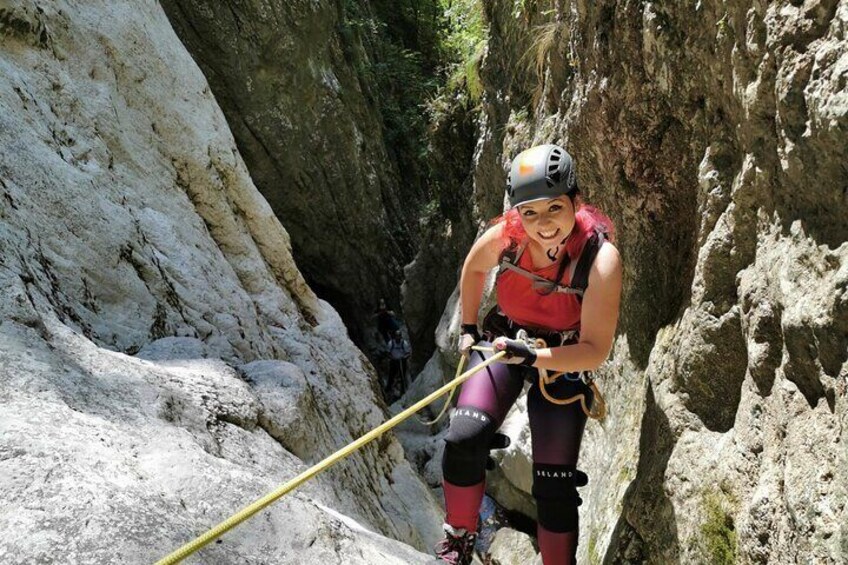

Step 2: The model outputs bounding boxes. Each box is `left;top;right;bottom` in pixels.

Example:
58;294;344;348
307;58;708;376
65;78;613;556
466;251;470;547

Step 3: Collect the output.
0;1;440;562
158;0;422;349
466;1;848;563
158;1;486;371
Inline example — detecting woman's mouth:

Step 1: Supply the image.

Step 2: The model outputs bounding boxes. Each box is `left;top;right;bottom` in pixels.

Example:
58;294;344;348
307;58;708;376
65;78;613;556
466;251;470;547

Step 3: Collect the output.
537;228;560;241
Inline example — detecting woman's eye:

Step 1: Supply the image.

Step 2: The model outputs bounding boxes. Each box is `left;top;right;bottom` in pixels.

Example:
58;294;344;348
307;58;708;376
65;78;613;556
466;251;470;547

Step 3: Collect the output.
522;210;537;217
549;205;562;213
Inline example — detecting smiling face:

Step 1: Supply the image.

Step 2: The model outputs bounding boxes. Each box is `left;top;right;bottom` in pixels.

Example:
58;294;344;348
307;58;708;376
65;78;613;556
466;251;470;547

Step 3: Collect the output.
517;196;576;255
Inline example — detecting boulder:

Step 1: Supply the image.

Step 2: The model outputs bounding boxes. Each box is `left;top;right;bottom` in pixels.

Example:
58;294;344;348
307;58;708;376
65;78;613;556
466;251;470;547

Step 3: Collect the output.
487;527;538;565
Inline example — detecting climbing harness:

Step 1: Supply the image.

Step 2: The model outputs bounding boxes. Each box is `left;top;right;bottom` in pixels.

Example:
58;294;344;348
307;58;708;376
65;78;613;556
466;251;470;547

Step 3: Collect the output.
528;334;606;420
476;331;606;421
490;226;608;419
154;351;507;565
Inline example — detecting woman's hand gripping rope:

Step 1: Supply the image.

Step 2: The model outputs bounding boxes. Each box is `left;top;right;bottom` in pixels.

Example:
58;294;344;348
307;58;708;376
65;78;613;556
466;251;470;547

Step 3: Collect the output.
153;350;507;565
479;331;607;420
492;329;538;366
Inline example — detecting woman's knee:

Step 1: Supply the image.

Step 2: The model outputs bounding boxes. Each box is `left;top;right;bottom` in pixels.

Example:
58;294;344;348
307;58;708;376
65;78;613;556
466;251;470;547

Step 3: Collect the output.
441;406;498;486
532;464;588;532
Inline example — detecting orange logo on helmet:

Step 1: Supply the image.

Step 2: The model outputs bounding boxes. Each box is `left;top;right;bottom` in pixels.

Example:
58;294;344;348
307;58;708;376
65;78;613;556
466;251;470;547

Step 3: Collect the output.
518;160;534;175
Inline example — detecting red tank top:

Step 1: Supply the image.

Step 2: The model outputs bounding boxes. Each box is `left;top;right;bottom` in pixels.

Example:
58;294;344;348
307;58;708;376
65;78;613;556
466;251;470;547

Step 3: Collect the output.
495;248;581;332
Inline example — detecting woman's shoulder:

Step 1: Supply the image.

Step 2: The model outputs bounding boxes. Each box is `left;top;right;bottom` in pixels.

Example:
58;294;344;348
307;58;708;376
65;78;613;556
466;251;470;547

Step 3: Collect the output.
591;240;622;281
478;222;512;253
464;222;511;272
482;221;506;240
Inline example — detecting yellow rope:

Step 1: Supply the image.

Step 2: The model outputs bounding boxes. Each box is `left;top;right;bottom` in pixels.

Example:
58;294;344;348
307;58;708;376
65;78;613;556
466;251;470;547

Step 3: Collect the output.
419;345;496;426
154;351;507;565
418;354;466;426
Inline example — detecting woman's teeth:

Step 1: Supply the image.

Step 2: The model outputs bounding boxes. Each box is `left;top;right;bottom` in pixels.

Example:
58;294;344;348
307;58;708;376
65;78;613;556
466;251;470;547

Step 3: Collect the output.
538;229;559;240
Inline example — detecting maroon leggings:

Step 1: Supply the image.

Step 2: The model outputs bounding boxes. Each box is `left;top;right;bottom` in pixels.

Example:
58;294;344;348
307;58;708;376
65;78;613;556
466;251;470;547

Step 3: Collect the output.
442;345;591;564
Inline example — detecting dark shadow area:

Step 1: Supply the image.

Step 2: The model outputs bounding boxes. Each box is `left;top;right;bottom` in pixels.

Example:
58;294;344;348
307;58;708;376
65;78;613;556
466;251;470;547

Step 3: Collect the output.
783;322;829;410
477;494;539;555
679;312;748;432
604;384;680;564
610;120;701;371
160;0;452;367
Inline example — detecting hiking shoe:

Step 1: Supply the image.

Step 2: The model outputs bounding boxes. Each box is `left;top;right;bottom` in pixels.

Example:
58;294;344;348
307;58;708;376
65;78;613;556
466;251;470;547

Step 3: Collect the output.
432;523;478;565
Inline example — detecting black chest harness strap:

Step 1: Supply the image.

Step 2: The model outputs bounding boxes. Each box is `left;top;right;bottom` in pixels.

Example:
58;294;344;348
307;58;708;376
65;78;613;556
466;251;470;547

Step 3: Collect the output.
497;231;606;299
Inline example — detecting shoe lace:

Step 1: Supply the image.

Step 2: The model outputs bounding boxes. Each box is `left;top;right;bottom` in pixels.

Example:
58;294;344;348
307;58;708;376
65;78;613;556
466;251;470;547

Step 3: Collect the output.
434;530;475;565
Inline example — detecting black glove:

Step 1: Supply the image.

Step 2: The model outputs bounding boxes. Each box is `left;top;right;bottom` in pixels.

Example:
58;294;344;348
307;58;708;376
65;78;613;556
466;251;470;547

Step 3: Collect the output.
458;324;481;357
461;324;481;342
492;334;537;366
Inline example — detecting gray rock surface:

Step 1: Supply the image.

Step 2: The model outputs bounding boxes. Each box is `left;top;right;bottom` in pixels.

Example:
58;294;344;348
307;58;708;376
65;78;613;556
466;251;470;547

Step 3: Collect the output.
159;0;484;372
469;1;848;563
0;0;441;562
486;527;537;565
3;0;846;563
402;2;847;563
158;0;420;351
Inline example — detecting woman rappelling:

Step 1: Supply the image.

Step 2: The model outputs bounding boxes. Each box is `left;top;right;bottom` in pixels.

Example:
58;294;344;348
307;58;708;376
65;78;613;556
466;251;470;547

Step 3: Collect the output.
433;144;622;565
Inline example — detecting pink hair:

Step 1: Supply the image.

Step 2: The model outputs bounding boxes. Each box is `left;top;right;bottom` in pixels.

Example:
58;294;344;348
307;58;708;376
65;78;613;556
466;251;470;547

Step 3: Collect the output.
493;197;616;260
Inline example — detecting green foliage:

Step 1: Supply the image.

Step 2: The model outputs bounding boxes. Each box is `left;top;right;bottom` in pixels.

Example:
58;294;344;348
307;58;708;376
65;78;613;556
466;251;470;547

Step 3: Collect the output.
441;0;486;63
616;465;632;485
339;0;492;205
716;12;730;39
463;41;486;101
431;0;488;109
699;491;738;565
340;0;449;197
444;38;486;103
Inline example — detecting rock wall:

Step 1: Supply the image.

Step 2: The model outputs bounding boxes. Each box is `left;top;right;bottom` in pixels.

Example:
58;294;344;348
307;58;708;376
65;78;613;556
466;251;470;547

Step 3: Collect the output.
159;0;423;349
159;0;486;370
0;0;441;562
401;92;482;371
413;1;847;563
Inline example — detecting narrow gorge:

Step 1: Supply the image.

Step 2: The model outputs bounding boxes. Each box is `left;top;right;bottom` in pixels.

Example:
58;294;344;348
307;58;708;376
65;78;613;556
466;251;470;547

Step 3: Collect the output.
1;1;845;564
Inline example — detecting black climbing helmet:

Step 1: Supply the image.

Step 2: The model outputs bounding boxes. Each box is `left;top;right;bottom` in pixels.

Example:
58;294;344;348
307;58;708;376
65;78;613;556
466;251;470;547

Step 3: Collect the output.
506;144;578;207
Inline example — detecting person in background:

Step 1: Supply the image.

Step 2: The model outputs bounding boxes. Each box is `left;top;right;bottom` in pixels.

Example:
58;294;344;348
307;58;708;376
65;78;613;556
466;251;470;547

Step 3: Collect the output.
385;329;412;400
432;144;622;565
373;298;400;342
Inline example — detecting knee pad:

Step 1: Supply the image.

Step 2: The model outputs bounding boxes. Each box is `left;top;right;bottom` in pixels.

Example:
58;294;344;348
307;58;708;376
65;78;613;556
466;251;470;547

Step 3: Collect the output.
442;407;497;486
532;464;588;532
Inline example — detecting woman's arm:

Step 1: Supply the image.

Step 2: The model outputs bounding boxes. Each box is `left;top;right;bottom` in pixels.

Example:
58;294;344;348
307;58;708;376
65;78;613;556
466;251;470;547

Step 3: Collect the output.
460;223;505;325
533;242;623;372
